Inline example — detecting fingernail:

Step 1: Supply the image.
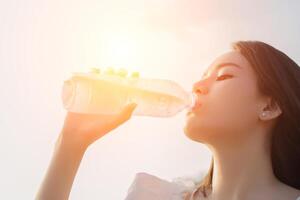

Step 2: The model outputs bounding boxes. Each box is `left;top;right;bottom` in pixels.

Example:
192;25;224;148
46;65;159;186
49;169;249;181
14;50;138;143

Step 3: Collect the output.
129;103;137;107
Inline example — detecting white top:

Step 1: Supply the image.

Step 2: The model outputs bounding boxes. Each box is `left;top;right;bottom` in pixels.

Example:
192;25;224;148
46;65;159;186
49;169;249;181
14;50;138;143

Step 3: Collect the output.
125;172;300;200
124;172;195;200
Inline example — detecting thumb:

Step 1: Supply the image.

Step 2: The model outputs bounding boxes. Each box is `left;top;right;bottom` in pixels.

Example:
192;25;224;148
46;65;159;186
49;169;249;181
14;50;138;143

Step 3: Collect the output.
88;103;138;139
121;103;138;119
113;103;138;125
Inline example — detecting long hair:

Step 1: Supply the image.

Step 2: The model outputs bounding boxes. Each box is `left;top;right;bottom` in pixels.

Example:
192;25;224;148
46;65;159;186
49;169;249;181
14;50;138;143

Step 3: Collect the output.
188;41;300;199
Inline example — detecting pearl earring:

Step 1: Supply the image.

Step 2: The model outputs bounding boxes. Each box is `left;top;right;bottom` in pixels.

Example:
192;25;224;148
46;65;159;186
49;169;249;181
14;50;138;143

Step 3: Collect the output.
261;112;267;118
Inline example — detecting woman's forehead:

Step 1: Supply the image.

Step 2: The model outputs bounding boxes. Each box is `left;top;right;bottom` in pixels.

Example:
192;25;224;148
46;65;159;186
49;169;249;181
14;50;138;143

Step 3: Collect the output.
213;51;248;68
203;51;251;75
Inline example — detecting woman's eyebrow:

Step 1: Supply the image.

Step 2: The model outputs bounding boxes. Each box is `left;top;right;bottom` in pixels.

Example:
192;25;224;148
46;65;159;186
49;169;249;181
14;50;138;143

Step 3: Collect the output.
202;62;242;78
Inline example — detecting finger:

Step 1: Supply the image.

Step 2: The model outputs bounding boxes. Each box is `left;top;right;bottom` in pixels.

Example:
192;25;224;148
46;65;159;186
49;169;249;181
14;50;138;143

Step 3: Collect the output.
120;103;138;120
88;103;138;135
110;103;137;126
124;102;138;113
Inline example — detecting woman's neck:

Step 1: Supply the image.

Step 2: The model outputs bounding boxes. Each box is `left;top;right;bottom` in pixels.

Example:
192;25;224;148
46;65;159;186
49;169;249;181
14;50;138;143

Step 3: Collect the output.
207;129;280;200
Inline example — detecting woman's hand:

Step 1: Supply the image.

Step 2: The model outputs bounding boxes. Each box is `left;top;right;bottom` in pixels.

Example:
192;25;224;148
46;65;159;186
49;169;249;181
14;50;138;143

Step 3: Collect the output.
59;103;138;151
35;103;137;200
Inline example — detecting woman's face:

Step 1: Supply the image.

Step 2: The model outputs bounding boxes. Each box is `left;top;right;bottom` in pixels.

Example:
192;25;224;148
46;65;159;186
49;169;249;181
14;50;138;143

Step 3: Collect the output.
184;51;264;146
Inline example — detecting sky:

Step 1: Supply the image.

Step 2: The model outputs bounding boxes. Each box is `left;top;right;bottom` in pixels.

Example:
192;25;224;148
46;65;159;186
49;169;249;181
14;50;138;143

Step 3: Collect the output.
0;0;300;199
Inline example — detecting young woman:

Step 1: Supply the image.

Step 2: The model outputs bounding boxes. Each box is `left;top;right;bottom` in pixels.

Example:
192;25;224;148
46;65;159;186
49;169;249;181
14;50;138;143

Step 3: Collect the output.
36;41;300;200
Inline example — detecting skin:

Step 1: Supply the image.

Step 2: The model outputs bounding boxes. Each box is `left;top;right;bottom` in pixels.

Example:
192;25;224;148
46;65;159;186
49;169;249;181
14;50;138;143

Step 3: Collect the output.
35;103;137;200
184;51;300;200
35;51;300;200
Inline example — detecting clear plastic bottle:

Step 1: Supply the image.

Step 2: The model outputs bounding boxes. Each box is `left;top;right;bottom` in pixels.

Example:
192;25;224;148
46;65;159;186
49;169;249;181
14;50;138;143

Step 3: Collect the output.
61;68;196;117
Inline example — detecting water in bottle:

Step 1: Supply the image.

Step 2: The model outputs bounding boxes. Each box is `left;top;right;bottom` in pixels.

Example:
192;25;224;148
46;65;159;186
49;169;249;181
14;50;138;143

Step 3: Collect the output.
61;68;196;117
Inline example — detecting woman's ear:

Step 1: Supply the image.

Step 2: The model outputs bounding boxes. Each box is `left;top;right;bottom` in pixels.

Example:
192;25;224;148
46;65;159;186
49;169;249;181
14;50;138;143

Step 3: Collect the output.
259;97;282;121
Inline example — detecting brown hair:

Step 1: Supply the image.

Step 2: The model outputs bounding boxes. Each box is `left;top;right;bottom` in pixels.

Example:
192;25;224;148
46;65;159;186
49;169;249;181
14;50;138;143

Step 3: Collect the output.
187;41;300;199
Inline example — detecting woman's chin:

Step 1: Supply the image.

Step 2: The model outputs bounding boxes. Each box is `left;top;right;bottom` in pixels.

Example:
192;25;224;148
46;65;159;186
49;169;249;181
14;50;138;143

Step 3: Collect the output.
183;128;207;143
184;122;201;140
183;117;212;143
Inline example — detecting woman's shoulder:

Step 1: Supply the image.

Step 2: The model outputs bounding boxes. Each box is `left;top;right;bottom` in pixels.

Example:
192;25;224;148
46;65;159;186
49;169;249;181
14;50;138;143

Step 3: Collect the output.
129;172;197;188
124;172;196;200
277;182;300;200
285;186;300;200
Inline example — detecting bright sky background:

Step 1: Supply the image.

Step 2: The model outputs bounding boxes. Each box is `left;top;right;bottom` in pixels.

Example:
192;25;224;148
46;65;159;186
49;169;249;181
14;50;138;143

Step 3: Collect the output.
1;0;300;199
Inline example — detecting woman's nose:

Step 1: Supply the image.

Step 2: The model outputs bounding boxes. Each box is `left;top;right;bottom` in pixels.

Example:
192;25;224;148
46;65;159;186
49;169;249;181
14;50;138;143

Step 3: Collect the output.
192;81;208;95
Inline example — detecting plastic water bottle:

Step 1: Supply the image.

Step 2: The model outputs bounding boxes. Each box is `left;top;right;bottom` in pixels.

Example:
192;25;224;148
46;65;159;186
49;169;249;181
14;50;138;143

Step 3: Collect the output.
61;68;196;117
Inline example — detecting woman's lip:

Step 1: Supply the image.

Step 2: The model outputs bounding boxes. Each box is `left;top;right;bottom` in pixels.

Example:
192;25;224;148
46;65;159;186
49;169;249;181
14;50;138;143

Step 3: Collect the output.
186;101;202;114
192;102;202;111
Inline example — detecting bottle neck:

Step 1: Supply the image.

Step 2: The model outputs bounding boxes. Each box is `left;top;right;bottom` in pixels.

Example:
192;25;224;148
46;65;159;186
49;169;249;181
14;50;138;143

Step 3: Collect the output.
185;92;197;110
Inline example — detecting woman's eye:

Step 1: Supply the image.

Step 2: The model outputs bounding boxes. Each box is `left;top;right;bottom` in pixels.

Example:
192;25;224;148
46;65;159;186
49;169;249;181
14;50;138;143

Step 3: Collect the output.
216;74;233;81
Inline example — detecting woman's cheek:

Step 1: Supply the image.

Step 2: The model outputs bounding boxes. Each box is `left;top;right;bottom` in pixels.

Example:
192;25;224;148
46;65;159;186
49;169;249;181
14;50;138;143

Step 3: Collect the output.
184;80;258;142
204;83;247;125
207;84;238;115
213;79;253;109
210;81;257;131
